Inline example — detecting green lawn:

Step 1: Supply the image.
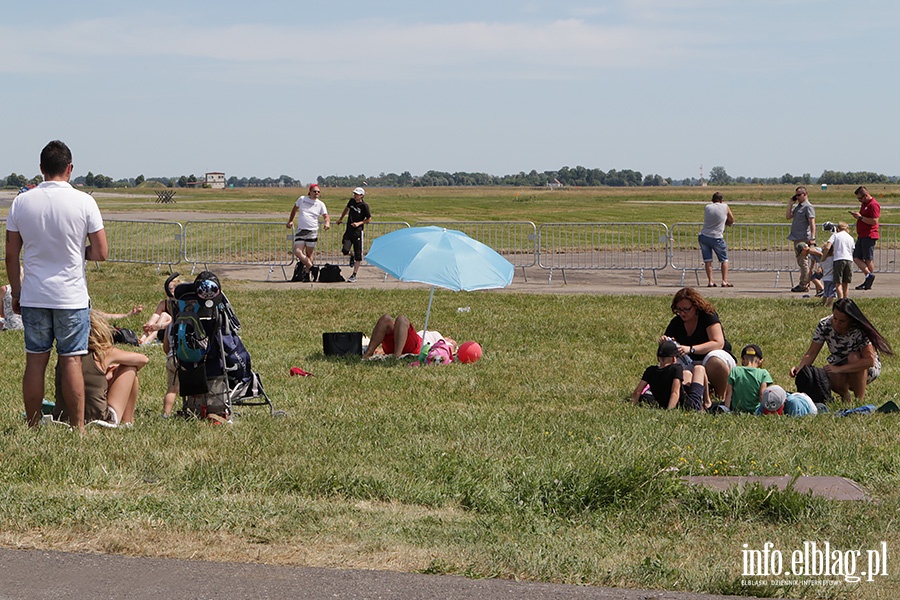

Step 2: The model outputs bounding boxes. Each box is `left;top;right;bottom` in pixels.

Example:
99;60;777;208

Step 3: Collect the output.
0;263;897;599
81;183;900;226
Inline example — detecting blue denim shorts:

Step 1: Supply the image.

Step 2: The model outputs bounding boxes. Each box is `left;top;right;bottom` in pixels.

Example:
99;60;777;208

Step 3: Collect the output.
21;307;91;356
698;234;728;263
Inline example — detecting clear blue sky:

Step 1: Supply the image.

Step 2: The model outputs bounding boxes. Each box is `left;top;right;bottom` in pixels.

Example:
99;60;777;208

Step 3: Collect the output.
2;1;897;183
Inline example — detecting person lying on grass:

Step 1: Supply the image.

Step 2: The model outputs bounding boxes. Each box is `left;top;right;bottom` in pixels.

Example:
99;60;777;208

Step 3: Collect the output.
363;314;423;359
756;385;818;416
632;339;710;411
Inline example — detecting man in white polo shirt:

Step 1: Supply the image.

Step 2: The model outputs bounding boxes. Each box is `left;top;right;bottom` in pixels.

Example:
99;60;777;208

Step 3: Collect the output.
286;183;330;282
5;140;108;430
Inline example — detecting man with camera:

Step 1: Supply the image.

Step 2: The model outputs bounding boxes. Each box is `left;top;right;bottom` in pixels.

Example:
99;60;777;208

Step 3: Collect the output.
785;186;816;293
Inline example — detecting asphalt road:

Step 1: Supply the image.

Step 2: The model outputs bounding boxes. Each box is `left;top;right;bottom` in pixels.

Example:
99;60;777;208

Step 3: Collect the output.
0;548;758;600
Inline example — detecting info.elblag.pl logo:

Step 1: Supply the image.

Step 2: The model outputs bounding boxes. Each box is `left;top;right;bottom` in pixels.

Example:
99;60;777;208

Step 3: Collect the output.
741;541;889;585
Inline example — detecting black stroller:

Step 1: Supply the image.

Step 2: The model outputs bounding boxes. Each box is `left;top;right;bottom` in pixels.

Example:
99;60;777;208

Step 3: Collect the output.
170;271;277;420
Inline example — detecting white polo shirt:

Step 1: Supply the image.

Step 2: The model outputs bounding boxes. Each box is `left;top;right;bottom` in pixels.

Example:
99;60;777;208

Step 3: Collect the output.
6;181;104;309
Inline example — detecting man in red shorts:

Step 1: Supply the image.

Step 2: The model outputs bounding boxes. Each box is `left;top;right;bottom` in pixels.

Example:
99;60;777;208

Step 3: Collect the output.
362;314;423;359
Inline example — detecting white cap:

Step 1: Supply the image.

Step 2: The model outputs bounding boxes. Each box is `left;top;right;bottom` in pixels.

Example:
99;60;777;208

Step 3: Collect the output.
353;187;366;196
761;385;786;414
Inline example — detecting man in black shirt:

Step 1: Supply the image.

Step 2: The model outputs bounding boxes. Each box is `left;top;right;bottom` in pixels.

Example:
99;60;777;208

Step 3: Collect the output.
336;187;372;283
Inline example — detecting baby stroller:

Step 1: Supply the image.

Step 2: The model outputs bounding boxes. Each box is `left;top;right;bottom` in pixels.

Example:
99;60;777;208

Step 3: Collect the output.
171;271;277;420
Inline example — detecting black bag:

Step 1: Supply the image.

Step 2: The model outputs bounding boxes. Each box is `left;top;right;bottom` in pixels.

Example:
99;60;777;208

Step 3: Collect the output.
323;332;363;356
291;262;308;282
112;327;140;346
318;264;344;283
795;365;832;404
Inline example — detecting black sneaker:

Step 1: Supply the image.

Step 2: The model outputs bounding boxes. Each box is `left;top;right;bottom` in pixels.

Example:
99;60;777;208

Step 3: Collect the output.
349;256;356;268
310;266;320;282
814;290;824;297
864;274;875;289
791;284;809;293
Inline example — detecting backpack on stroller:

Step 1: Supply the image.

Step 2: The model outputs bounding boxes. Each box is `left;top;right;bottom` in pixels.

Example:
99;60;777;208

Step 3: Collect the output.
171;271;277;420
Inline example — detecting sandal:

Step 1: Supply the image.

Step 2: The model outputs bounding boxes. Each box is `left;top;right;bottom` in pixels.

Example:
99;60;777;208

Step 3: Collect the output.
721;282;734;288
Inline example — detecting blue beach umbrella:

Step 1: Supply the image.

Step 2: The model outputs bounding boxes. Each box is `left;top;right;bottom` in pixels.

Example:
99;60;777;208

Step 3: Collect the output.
365;226;514;334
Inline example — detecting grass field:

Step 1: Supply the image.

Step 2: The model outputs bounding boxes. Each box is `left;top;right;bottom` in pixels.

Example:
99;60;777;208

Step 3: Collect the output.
1;186;899;599
77;183;900;226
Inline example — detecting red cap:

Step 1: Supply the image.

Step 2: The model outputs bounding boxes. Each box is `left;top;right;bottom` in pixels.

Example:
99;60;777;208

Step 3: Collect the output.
308;184;320;191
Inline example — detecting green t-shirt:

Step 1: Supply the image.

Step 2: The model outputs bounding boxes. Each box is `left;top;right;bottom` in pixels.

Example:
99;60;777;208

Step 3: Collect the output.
727;366;773;413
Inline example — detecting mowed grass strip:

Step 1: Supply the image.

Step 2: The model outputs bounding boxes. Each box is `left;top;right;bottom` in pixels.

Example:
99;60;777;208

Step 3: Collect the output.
0;263;897;598
68;183;900;226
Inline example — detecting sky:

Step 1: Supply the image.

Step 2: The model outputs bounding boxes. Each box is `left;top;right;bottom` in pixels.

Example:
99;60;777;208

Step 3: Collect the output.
2;0;898;183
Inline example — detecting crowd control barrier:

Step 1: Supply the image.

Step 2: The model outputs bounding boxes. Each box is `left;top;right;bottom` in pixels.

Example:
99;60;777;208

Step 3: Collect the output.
873;223;900;275
5;216;897;285
669;223;798;287
306;222;411;276
414;221;537;280
537;222;670;284
183;220;293;280
103;219;184;270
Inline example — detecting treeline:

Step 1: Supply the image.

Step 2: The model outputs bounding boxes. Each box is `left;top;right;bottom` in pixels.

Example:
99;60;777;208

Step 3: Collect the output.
817;171;894;185
2;167;897;190
317;167;658;188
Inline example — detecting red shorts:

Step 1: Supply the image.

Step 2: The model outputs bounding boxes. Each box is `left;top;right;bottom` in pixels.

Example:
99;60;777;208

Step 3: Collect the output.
382;323;422;355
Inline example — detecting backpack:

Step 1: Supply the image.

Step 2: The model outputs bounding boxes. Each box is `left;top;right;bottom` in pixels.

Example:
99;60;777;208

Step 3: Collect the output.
173;298;209;364
112;326;140;346
172;272;221;365
794;365;832;404
291;262;310;282
318;264;344;283
425;339;454;365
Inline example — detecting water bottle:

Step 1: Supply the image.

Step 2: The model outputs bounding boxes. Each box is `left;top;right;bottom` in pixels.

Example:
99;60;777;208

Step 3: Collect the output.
457;307;471;313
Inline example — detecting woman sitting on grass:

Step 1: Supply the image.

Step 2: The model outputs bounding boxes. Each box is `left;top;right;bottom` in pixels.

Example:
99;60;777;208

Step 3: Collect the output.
53;312;149;428
660;287;735;399
789;298;893;402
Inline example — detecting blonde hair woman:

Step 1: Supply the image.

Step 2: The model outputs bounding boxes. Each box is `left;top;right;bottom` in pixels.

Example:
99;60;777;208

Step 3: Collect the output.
53;312;149;427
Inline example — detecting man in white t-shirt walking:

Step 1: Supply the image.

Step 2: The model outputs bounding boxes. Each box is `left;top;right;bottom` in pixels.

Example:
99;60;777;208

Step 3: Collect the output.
5;140;108;430
286;183;330;281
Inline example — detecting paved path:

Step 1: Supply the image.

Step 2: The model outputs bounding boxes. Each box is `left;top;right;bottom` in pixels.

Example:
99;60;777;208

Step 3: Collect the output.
0;548;757;600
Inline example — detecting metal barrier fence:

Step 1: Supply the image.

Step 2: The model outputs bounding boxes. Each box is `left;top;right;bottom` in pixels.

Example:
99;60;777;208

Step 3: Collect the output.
669;223;797;287
103;219;184;269
307;221;412;272
4;216;899;284
873;223;900;275
537;223;670;284
182;220;293;279
670;222;900;287
414;221;537;280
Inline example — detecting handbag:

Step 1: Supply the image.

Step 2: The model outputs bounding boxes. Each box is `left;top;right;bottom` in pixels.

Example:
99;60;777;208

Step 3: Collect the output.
323;331;363;356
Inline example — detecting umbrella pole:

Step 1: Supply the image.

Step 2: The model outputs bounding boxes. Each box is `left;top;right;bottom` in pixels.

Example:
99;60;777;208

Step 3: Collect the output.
422;286;435;338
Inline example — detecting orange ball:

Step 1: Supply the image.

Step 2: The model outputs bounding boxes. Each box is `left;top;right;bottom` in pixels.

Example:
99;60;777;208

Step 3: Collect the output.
457;341;482;364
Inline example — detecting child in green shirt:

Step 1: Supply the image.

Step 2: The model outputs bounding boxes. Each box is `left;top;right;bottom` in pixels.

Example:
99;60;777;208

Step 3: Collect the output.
724;344;773;414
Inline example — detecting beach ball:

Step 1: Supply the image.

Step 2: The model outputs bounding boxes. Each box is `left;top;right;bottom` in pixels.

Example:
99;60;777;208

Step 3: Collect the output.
457;341;482;364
